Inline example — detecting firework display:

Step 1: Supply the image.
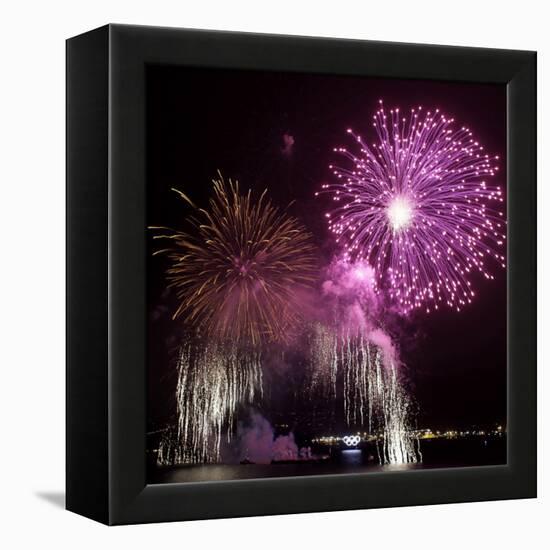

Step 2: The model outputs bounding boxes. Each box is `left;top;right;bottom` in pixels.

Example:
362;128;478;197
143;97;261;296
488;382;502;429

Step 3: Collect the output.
147;70;506;483
152;174;317;347
320;102;505;314
309;324;420;465
307;253;420;465
152;174;317;463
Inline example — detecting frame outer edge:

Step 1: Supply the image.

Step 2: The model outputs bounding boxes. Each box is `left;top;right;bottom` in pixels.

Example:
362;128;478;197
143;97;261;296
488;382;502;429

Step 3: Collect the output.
507;51;537;497
66;25;111;525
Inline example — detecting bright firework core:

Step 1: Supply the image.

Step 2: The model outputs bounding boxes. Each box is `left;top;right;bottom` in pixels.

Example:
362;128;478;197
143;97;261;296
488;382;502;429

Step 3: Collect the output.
387;195;414;232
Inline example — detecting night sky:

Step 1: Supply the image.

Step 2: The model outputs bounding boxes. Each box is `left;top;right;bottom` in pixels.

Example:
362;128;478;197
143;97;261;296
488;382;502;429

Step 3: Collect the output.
146;64;507;435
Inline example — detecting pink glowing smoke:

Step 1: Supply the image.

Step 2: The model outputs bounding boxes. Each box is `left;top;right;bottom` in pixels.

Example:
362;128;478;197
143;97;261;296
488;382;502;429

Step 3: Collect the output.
321;256;397;366
281;133;295;156
236;412;300;464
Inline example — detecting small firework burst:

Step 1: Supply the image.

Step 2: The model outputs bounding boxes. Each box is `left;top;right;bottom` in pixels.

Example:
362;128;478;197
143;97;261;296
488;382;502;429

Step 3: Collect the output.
152;173;317;346
319;102;506;314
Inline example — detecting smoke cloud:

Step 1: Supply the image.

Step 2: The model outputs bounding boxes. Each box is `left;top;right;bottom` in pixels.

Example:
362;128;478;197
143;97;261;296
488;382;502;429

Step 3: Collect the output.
235;412;299;464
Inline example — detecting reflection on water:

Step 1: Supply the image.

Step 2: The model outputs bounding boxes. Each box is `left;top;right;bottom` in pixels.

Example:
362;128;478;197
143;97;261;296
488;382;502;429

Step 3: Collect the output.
148;437;506;485
340;449;363;466
150;456;423;484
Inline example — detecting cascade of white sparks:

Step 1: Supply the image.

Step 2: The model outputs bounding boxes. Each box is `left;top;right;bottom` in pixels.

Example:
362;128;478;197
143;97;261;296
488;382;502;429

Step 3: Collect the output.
310;324;420;464
157;341;263;465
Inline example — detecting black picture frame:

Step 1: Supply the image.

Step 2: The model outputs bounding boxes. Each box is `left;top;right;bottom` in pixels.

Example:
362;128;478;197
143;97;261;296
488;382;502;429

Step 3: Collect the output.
66;24;537;525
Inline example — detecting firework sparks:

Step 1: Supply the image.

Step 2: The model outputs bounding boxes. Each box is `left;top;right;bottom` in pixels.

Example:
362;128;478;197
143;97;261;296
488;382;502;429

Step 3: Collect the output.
319;102;505;314
152;173;317;346
308;257;420;464
309;324;420;465
157;340;263;465
309;324;338;401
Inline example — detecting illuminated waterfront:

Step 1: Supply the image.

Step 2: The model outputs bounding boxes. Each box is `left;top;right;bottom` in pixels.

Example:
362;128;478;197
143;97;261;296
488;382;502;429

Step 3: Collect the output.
149;428;506;484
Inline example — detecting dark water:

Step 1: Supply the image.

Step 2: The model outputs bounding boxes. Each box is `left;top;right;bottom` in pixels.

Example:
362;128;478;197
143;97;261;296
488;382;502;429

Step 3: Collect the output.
148;437;506;484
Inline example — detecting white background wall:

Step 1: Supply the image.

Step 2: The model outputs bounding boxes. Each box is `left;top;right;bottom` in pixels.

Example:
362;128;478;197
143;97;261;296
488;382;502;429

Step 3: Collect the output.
0;1;546;547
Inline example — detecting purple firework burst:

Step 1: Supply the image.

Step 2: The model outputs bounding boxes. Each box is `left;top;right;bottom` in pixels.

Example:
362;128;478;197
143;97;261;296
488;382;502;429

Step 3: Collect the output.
319;101;506;314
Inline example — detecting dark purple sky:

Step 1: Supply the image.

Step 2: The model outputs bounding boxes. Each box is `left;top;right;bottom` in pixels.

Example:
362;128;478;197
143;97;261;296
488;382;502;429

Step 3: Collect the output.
146;64;506;433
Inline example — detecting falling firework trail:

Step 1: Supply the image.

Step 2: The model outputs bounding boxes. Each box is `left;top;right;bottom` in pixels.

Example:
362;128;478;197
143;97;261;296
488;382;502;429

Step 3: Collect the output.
310;324;338;401
309;324;419;464
379;360;421;464
157;340;263;465
152;173;317;346
320;102;505;314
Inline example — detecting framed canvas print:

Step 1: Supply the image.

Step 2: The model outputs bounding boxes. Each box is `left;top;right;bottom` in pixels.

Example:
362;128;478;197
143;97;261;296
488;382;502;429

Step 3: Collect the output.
66;24;536;525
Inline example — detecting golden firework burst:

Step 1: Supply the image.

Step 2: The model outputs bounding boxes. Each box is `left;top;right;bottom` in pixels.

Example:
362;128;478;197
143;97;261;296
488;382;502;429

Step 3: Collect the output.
151;173;317;346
